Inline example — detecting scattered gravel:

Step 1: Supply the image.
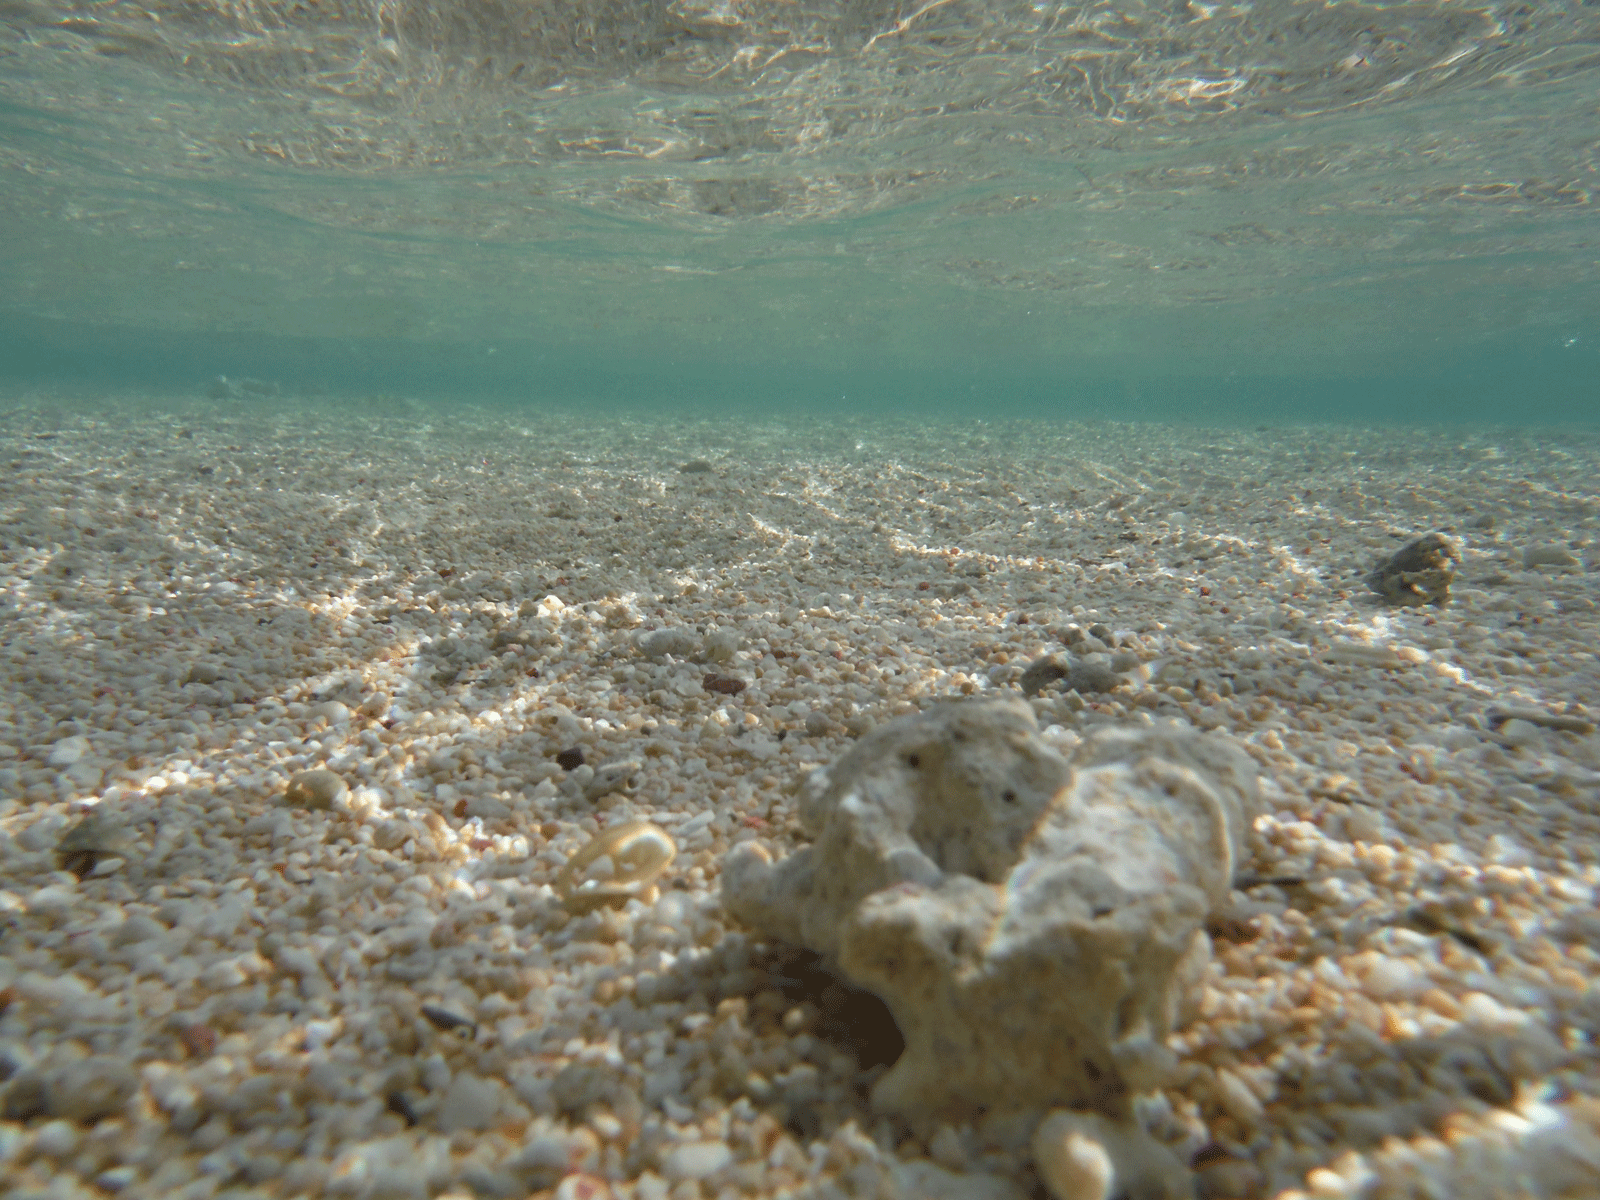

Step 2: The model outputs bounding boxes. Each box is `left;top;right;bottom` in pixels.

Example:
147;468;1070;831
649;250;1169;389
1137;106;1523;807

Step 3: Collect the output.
1;398;1598;1200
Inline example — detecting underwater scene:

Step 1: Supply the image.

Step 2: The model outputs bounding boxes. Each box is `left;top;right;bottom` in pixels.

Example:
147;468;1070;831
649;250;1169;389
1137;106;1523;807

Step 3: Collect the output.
2;3;1599;1200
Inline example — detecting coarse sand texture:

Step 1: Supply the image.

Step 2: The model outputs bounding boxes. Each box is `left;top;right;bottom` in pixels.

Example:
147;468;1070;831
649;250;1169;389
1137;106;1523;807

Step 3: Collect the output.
2;400;1600;1200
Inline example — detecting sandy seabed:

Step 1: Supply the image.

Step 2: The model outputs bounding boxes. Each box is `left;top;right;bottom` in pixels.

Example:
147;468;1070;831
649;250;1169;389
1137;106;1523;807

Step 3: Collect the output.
1;393;1598;1200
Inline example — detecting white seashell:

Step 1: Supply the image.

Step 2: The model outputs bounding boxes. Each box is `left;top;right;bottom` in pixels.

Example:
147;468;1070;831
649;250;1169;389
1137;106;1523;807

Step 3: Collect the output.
558;821;676;914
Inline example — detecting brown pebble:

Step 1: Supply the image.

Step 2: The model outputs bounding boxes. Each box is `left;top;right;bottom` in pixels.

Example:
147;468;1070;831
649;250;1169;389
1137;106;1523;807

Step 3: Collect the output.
178;1023;218;1058
1;1072;46;1121
556;747;585;771
703;673;747;695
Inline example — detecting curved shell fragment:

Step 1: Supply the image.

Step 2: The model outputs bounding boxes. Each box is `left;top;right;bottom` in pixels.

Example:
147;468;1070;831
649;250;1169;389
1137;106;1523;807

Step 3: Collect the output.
558;821;677;914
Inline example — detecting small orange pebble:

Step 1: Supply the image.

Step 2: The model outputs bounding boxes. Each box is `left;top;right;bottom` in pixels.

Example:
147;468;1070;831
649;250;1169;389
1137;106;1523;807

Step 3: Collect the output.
1419;988;1461;1018
453;798;469;818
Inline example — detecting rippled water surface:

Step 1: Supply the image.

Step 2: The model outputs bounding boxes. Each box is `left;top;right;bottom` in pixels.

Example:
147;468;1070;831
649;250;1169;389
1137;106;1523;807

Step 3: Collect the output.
1;1;1597;417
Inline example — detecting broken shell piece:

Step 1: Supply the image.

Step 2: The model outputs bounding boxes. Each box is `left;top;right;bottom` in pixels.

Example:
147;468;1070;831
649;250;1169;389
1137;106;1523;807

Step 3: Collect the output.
584;759;642;802
635;628;700;660
419;1004;477;1037
558;821;676;915
56;809;131;878
1032;1110;1191;1200
284;768;349;810
703;628;740;663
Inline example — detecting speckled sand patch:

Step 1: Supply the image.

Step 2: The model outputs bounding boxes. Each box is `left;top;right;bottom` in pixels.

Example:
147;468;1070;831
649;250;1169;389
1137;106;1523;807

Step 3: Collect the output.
1;396;1598;1200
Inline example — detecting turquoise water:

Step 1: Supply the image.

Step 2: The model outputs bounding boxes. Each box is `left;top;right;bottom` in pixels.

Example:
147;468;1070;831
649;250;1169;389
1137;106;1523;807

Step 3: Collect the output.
2;0;1597;422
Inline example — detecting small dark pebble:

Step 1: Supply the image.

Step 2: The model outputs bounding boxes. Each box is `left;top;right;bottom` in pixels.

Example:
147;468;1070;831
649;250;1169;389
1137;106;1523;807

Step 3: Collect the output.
555;747;585;771
59;849;98;879
1;1072;47;1121
1191;1142;1236;1169
1205;915;1260;944
703;673;747;695
419;1004;477;1037
386;1090;419;1126
1236;875;1307;889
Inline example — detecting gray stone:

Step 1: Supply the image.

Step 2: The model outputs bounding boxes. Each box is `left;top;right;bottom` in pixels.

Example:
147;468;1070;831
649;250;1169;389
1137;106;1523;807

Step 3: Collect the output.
1522;543;1579;569
1068;659;1121;694
1364;532;1460;607
1020;654;1071;696
510;1131;588;1188
47;736;90;767
436;1072;502;1132
660;1140;732;1181
1021;654;1121;697
550;1062;617;1115
704;628;741;663
56;808;131;876
284;769;348;810
584;759;641;802
465;795;511;820
635;628;700;661
47;1057;139;1124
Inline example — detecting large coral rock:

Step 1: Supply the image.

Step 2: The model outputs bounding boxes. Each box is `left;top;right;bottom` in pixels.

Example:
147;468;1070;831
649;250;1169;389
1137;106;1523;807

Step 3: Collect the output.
722;699;1259;1120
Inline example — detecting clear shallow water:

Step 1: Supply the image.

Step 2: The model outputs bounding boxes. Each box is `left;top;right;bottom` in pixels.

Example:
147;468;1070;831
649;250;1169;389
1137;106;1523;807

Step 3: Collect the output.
1;0;1597;420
